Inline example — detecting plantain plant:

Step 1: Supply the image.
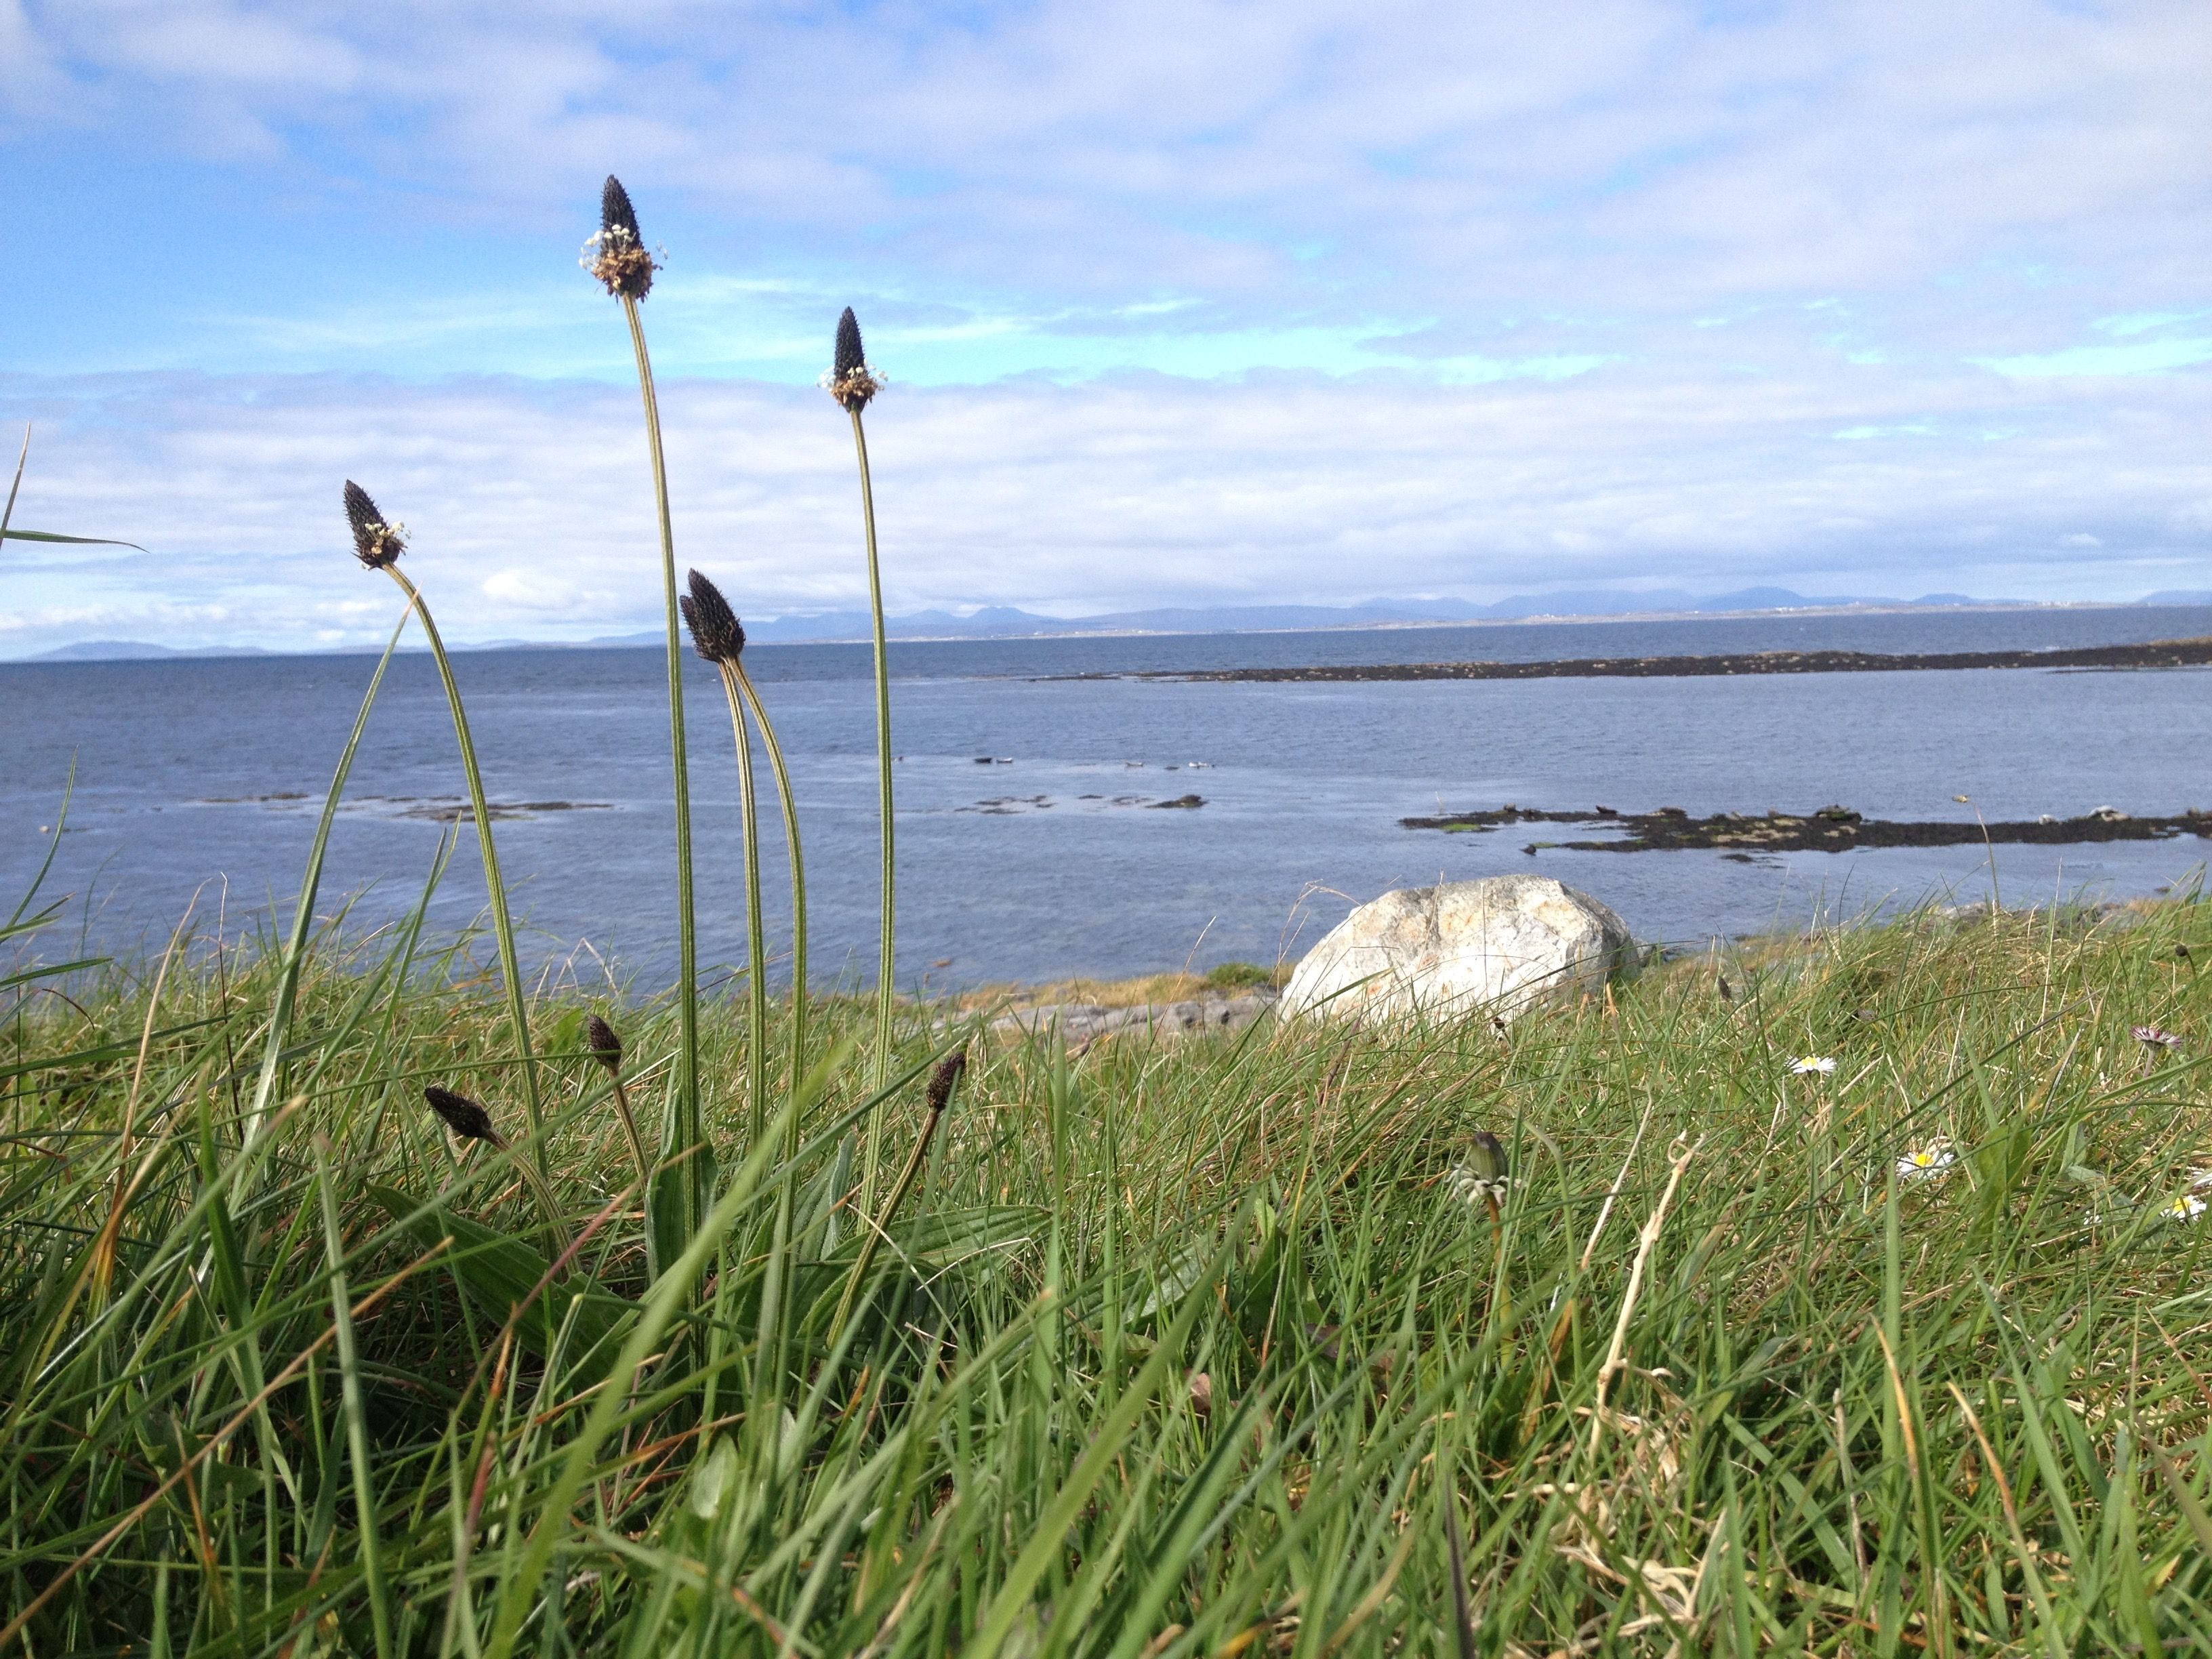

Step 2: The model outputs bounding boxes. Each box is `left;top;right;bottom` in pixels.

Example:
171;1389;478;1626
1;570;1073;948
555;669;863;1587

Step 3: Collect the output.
342;483;547;1187
588;176;706;1254
825;306;899;1204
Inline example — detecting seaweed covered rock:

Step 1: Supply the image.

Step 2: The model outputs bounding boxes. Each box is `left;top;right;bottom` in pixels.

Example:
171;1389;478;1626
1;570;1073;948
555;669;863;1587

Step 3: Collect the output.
1282;874;1633;1027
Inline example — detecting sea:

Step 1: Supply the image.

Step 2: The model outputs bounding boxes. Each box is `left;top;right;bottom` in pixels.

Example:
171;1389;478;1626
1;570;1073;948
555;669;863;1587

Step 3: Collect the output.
7;605;2212;993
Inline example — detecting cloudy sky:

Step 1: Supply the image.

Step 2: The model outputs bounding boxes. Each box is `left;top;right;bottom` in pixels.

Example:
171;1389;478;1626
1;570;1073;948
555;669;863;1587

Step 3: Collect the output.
1;0;2207;655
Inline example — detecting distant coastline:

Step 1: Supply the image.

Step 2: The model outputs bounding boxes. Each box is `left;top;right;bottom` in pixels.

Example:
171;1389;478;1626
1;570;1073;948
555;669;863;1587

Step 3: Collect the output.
1093;634;2212;685
20;590;2212;664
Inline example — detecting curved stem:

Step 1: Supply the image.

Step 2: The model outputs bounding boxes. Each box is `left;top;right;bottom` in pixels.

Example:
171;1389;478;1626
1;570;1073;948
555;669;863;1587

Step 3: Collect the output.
501;1136;573;1267
715;662;769;1148
827;1067;958;1349
731;663;807;1409
622;294;701;1232
852;407;897;1209
732;663;807;1123
382;567;545;1178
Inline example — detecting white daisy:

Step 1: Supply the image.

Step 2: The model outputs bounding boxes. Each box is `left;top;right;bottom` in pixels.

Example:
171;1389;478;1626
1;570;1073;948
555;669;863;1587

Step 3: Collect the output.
1789;1056;1837;1076
1897;1141;1956;1182
2161;1193;2207;1224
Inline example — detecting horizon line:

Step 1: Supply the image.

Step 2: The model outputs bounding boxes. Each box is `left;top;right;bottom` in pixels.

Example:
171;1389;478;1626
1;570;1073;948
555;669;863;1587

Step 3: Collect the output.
14;591;2212;665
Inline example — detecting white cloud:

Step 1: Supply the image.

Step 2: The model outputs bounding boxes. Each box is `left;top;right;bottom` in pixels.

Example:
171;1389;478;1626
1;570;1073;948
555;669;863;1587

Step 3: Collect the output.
481;568;583;612
1;0;2207;656
3;346;2207;656
9;1;2208;315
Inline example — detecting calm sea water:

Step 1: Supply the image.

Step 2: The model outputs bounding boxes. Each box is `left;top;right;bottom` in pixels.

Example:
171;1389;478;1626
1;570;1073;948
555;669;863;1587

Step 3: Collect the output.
7;605;2212;990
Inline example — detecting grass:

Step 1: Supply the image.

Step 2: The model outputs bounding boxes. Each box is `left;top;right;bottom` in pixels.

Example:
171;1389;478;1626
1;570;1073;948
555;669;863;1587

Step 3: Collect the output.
9;894;2212;1654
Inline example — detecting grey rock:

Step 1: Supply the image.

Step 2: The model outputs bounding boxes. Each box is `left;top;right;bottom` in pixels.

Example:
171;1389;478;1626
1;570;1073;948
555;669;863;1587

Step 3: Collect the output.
1281;874;1633;1027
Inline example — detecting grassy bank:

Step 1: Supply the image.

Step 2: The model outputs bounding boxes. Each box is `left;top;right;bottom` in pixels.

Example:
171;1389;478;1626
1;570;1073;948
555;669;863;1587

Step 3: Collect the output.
949;960;1290;1015
7;897;2212;1655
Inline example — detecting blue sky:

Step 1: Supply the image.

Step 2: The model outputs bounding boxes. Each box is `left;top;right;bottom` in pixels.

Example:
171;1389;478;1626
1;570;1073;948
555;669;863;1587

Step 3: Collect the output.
1;0;2208;653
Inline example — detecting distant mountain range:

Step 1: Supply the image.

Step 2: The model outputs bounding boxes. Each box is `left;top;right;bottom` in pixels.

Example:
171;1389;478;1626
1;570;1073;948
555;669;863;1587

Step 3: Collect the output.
26;586;2212;662
33;640;279;661
600;587;2007;645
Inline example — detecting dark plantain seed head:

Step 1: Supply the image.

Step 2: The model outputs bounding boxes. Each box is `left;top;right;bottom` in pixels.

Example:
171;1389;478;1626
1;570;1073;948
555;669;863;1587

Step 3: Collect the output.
925;1048;967;1114
680;568;745;663
588;174;657;299
343;480;406;569
825;306;884;411
586;1015;623;1073
424;1085;505;1147
601;176;641;242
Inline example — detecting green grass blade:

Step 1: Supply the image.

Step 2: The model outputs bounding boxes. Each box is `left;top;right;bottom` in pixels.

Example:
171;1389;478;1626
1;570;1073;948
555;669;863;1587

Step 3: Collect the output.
242;609;408;1150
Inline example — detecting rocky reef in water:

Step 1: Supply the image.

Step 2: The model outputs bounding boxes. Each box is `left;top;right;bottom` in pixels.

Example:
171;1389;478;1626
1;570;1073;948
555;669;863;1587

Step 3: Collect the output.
1401;802;2212;858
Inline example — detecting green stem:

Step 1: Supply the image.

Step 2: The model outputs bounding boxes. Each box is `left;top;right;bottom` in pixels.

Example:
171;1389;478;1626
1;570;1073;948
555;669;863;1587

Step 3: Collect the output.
623;294;701;1234
852;407;897;1208
500;1135;573;1266
731;663;808;1114
828;1069;958;1349
714;663;769;1148
381;569;544;1176
606;1073;651;1197
732;663;808;1416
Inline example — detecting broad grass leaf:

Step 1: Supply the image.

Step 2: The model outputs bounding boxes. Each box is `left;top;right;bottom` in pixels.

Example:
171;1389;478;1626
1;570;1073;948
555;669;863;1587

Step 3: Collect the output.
369;1185;632;1376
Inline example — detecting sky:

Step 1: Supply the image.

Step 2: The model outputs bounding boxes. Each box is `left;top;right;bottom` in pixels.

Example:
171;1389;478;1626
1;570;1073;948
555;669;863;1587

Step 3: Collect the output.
0;0;2208;655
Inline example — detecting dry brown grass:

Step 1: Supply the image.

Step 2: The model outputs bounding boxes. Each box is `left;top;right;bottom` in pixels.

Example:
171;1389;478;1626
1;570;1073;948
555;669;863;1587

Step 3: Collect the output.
949;961;1291;1013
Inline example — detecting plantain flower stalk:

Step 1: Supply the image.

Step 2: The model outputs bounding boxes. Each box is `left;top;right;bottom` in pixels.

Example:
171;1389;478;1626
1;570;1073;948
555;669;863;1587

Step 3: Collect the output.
829;1048;966;1346
588;175;703;1245
680;571;811;1126
678;573;769;1145
345;483;546;1177
586;1014;652;1195
825;305;898;1207
728;658;809;1106
680;567;823;1397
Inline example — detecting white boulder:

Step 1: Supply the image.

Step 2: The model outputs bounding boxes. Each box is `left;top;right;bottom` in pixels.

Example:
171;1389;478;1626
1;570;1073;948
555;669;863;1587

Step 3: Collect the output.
1282;874;1633;1026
